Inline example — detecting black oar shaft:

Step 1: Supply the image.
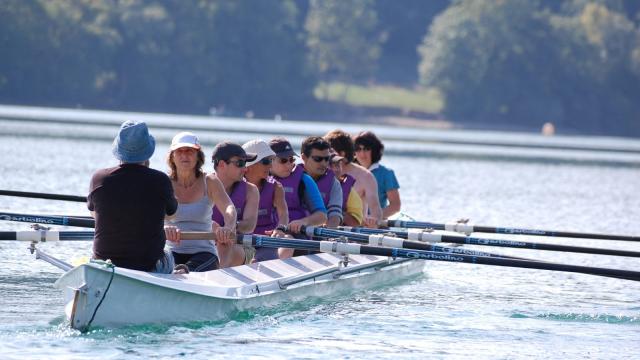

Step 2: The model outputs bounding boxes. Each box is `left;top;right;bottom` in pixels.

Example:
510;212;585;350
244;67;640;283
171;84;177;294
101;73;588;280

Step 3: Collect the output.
0;231;94;241
343;227;640;258
0;211;95;228
238;234;640;281
0;190;87;202
386;220;640;242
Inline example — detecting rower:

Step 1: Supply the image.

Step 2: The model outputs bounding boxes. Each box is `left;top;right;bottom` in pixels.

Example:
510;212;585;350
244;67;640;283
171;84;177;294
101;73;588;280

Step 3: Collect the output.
300;136;343;227
354;131;401;219
163;131;237;273
211;141;260;267
324;129;382;227
242;139;291;262
329;150;364;227
269;137;327;241
89;121;178;273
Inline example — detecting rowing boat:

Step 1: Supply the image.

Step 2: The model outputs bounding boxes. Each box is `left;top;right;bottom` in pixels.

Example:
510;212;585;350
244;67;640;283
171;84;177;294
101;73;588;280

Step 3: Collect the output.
55;252;424;331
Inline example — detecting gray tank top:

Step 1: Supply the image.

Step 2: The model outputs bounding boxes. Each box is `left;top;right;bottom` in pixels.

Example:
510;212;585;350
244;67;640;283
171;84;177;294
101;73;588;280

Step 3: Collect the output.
166;176;217;256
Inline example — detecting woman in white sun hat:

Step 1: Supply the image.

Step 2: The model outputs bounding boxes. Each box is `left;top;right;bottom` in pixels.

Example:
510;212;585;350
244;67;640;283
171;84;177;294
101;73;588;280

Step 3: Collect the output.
163;131;237;273
242;139;292;261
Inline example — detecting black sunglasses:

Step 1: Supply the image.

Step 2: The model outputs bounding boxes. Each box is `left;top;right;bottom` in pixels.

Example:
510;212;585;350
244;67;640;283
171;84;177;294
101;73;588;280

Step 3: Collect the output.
278;157;296;164
311;155;331;163
259;157;273;165
226;159;247;168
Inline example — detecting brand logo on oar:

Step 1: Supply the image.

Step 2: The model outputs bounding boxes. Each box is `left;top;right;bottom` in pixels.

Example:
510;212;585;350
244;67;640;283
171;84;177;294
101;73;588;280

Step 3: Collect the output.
468;237;526;247
406;251;463;262
0;215;55;224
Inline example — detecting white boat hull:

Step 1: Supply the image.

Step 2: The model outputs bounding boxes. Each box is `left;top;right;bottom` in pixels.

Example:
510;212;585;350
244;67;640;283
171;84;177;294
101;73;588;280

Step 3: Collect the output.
55;253;425;331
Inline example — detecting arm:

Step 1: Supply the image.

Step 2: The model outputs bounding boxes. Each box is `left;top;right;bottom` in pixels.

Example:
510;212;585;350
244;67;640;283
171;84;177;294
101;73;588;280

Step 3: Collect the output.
382;189;401;219
288;174;327;233
207;175;237;244
162;174;178;220
273;183;293;258
237;182;259;234
381;168;401;220
273;182;289;227
364;171;383;221
343;188;364;226
326;178;343;227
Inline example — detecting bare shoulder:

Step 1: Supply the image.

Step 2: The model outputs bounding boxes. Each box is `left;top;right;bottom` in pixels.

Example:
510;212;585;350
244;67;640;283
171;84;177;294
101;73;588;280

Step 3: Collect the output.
246;181;260;195
205;173;225;192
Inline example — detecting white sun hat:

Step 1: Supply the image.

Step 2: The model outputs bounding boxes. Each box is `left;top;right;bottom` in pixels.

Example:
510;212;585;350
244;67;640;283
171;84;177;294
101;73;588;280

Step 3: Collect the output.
170;131;201;151
242;139;276;166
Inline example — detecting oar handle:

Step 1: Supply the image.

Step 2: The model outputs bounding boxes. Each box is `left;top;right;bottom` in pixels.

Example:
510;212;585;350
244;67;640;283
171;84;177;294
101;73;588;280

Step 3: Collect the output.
179;231;216;240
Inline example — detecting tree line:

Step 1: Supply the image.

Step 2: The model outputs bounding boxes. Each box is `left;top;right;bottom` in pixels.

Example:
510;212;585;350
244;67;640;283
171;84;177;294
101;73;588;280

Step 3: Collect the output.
1;0;639;136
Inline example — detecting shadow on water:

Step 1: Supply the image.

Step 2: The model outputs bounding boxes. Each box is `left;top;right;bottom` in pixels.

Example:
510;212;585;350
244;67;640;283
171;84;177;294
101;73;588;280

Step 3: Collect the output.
510;312;640;325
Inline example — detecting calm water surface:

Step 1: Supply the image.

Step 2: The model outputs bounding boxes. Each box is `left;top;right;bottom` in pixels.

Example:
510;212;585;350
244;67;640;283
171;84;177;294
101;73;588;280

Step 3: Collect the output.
0;134;639;359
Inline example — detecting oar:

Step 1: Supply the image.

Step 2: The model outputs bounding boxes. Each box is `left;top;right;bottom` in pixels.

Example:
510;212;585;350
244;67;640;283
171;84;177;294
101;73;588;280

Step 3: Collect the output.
383;219;640;242
291;225;516;259
340;227;640;258
0;190;87;202
0;230;94;241
0;211;95;228
235;233;640;282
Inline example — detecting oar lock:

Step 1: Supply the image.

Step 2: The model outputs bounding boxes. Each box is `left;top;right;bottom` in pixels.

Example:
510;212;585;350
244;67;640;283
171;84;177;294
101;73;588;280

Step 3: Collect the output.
328;236;351;267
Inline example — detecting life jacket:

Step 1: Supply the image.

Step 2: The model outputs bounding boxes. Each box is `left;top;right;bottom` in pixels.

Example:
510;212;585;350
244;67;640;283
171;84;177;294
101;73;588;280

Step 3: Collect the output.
314;169;336;207
274;165;307;221
339;174;356;210
254;176;279;235
211;180;246;226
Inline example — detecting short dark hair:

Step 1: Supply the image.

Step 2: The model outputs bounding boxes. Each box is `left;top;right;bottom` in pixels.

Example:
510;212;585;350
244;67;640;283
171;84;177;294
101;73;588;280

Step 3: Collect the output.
354;131;384;164
324;129;355;163
301;136;330;157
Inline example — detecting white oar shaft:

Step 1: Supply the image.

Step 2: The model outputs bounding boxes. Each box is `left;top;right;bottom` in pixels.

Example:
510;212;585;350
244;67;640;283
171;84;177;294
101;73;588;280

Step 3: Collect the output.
16;231;61;241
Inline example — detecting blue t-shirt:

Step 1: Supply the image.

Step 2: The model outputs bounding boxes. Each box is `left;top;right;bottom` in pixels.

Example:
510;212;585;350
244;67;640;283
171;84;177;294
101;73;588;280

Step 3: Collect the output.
370;163;399;209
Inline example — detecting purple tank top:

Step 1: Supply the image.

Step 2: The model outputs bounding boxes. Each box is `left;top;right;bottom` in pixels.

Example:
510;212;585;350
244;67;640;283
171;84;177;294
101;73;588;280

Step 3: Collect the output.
275;165;307;221
340;174;356;210
211;180;247;226
315;169;335;206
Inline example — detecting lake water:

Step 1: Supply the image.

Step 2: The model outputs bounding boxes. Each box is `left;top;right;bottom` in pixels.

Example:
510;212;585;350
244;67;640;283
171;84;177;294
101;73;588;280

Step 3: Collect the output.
0;127;639;359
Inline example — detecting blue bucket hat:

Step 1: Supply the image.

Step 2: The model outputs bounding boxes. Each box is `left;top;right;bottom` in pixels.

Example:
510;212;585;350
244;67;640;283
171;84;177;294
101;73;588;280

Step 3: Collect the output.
112;121;156;163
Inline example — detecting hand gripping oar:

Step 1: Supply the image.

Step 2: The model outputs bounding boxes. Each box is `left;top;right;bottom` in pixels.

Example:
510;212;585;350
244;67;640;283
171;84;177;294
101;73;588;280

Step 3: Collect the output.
0;211;95;228
0;190;87;202
383;219;640;242
235;234;640;282
340;227;640;258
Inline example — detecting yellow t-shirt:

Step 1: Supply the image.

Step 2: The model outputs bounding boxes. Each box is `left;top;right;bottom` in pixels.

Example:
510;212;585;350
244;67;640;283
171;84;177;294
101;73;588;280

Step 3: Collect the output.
345;188;364;225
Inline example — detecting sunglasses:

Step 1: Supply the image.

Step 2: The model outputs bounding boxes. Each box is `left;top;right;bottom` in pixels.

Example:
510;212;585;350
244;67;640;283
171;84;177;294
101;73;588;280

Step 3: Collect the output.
259;157;273;165
277;157;296;164
311;155;331;163
226;159;247;168
355;146;371;152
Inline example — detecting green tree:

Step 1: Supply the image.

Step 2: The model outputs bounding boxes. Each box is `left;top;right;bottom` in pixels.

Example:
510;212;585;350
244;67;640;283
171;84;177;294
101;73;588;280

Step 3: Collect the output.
374;0;449;84
306;0;382;97
419;0;640;136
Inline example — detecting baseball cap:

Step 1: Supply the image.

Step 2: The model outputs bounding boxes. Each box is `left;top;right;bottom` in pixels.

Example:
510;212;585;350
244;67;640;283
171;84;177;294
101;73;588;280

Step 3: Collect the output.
170;131;201;151
242;139;276;166
269;137;298;158
212;141;257;162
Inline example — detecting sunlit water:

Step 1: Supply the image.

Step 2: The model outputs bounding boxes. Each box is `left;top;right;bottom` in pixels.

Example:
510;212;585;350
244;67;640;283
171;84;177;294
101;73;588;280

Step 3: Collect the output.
0;132;639;359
